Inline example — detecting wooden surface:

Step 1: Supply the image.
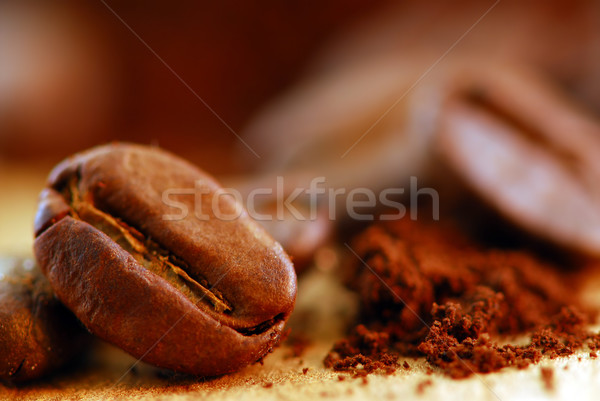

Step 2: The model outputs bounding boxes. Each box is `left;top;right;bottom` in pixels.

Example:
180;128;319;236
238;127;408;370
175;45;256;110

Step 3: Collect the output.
2;162;600;401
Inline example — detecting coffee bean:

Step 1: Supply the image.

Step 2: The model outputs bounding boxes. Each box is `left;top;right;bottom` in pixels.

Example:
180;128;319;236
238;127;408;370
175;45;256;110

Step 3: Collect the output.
0;257;88;383
33;144;297;377
437;67;600;256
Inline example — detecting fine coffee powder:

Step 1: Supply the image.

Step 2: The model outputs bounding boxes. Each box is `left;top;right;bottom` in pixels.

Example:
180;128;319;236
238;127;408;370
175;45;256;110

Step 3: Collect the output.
325;219;600;378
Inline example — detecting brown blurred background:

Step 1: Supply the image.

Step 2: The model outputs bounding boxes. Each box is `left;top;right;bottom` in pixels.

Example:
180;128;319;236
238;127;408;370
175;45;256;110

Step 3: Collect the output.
1;0;599;257
0;0;390;174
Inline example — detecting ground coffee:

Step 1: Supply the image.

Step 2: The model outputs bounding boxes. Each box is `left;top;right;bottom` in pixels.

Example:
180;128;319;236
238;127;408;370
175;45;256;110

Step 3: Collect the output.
325;218;599;378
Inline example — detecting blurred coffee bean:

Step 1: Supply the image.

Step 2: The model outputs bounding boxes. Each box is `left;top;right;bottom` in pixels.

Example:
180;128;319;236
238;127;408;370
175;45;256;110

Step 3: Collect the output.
0;257;89;383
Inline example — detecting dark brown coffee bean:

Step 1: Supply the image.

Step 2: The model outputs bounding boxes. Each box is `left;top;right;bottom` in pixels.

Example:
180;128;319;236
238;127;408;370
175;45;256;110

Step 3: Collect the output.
437;66;600;257
0;257;88;383
33;143;297;377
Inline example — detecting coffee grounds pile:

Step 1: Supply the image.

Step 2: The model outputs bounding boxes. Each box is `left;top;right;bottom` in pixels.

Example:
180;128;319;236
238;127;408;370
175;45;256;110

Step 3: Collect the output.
324;219;600;378
323;324;399;377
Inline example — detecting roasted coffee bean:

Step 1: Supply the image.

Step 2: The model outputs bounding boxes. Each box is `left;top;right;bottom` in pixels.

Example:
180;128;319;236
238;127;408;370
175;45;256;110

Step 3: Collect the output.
33;143;297;377
437;66;600;256
0;257;88;383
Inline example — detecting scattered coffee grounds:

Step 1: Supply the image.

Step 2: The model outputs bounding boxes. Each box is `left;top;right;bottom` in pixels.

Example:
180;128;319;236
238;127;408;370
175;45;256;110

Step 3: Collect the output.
416;379;433;394
325;218;599;378
323;325;398;375
540;367;554;391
